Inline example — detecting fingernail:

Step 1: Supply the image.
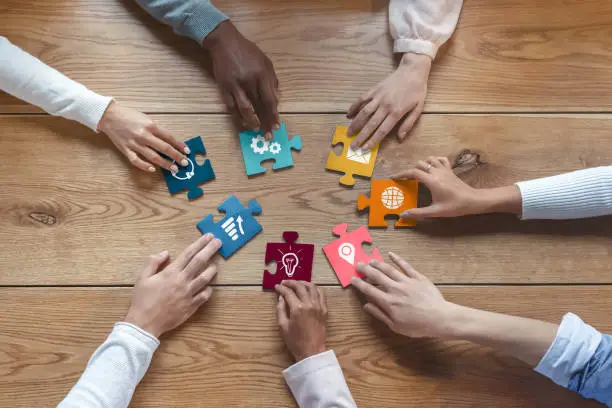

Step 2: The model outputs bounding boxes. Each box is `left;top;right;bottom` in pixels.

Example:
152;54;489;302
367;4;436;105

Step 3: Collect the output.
265;131;272;139
274;123;280;130
214;238;222;246
203;233;212;239
170;165;178;173
369;259;378;265
389;251;397;257
148;166;156;173
160;250;169;257
184;146;191;154
181;159;189;166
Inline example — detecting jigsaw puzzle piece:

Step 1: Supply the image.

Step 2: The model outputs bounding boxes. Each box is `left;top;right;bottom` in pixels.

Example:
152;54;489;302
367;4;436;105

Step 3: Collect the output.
262;231;315;290
238;122;302;176
322;223;383;287
196;195;263;258
162;136;216;200
325;126;379;187
357;180;419;228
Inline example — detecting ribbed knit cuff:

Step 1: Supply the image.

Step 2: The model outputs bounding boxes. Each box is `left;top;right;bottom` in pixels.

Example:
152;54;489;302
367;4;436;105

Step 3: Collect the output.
74;90;113;132
394;38;437;59
114;322;160;351
183;2;229;44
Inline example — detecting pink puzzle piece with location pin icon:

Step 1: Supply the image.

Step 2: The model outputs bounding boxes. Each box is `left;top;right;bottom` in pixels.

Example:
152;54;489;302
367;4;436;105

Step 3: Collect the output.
323;223;383;287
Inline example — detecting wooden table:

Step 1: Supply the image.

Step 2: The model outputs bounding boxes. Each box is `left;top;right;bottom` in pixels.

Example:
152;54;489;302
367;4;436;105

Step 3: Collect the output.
0;0;611;406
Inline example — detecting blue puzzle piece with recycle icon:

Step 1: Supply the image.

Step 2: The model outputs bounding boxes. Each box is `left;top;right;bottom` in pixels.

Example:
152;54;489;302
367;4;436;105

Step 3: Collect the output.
162;136;215;200
196;195;263;258
238;122;302;176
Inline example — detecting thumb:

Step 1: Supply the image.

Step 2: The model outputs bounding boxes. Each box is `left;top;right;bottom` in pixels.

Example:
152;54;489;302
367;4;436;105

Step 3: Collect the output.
401;205;443;220
142;250;169;278
277;295;289;329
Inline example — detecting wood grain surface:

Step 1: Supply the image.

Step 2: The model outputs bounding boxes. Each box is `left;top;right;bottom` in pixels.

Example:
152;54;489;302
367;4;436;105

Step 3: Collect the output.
1;0;612;113
1;114;611;285
0;286;605;408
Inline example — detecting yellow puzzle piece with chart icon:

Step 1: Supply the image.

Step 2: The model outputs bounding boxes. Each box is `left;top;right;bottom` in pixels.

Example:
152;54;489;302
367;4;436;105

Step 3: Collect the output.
325;126;379;186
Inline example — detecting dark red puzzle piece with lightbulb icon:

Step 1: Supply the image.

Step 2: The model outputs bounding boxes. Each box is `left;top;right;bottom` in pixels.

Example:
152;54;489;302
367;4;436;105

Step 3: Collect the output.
262;231;315;290
323;223;383;287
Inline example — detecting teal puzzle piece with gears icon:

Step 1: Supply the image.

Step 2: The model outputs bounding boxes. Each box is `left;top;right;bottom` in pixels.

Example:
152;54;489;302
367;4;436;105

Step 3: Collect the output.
238;122;302;176
162;136;215;200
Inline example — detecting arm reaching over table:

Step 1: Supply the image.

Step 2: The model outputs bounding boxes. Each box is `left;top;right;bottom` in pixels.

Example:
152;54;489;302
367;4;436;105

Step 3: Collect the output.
57;235;221;408
133;0;280;139
0;36;189;172
347;0;463;149
351;253;612;407
275;281;358;408
393;157;612;220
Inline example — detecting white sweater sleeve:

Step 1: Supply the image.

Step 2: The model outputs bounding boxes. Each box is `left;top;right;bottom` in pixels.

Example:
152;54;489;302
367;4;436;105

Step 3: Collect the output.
389;0;463;58
516;166;612;220
57;323;159;408
0;36;112;131
283;350;357;408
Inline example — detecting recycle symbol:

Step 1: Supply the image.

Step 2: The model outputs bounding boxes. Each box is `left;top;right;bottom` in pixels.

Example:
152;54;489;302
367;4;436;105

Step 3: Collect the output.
250;135;281;155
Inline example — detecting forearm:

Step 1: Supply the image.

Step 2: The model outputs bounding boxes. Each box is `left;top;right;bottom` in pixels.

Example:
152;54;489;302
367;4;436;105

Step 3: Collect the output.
471;166;612;220
0;37;112;131
283;350;357;408
389;0;463;58
57;323;159;408
134;0;228;44
444;303;558;367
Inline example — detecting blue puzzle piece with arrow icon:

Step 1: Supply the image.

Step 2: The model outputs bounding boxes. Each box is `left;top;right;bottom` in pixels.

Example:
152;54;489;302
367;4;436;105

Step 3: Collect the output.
196;195;263;258
162;136;215;200
238;122;302;176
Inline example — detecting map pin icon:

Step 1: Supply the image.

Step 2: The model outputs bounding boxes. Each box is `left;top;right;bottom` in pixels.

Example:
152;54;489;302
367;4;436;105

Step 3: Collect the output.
338;243;355;265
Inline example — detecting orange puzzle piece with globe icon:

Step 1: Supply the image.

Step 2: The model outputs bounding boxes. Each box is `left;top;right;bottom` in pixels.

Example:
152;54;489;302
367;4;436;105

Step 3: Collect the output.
357;179;419;227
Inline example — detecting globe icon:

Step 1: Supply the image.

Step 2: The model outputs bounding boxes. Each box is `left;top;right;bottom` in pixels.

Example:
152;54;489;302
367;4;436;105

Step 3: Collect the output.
381;186;404;209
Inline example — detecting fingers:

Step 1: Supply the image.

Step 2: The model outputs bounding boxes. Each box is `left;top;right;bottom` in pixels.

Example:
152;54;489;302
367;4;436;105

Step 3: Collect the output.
397;103;423;141
233;86;259;130
364;303;394;328
152;124;190;156
174;234;215;270
193;286;213;307
317;287;328;315
356;262;396;289
438;157;451;168
277;295;289;329
257;78;280;139
146;134;188;168
189;265;218;295
389;252;426;280
400;204;443;220
281;280;310;303
347;99;377;139
369;259;407;283
126;150;155;173
347;92;372;119
392;168;433;185
275;283;301;313
416;160;431;172
133;145;176;172
141;250;169;279
351;106;385;149
183;238;222;279
350;276;389;307
363;114;398;150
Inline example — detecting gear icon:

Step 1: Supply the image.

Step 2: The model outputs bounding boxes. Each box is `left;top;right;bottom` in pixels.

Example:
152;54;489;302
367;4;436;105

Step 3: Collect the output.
250;135;269;154
269;142;281;155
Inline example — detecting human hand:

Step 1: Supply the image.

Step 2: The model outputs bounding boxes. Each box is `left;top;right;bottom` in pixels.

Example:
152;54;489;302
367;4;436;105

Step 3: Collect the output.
124;234;221;338
203;21;279;139
275;281;328;362
351;253;455;339
393;156;522;219
98;101;189;173
346;53;431;149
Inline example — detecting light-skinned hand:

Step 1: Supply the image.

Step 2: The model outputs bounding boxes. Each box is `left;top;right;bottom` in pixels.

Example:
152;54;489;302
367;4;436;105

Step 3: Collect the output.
98;100;189;173
351;253;454;339
124;234;221;338
275;280;328;362
346;53;432;149
203;20;279;140
393;156;522;219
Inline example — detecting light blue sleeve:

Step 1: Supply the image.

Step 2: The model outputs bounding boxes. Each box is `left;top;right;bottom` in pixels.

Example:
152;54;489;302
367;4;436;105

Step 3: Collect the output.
134;0;228;44
535;313;612;407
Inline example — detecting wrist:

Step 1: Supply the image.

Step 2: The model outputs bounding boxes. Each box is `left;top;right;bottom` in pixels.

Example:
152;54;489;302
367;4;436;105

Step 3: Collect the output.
440;303;482;340
202;20;236;51
399;52;432;73
293;345;327;363
475;185;523;215
97;99;116;134
124;309;163;338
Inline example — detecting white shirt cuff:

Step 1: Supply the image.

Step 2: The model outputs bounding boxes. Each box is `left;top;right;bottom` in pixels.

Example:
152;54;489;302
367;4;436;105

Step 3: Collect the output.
394;38;437;58
113;322;160;351
534;313;602;388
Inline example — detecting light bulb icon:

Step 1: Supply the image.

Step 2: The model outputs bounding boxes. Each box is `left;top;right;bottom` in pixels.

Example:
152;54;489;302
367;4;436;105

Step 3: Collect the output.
282;252;299;277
